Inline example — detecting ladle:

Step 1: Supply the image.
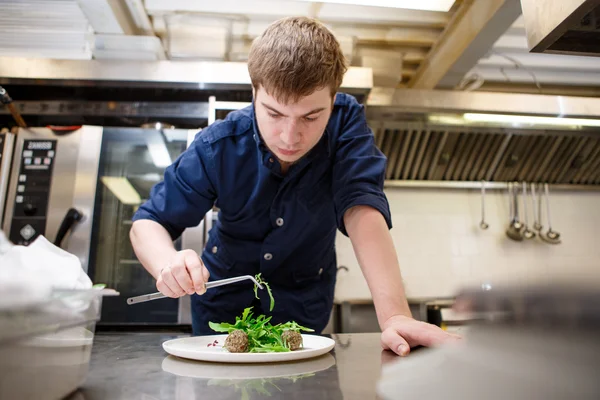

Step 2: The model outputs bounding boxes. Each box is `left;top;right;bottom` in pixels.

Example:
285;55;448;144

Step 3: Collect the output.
479;180;489;230
506;182;524;241
521;181;536;239
540;183;561;244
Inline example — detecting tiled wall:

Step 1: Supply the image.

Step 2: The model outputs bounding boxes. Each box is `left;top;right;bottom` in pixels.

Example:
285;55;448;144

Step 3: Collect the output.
334;187;600;301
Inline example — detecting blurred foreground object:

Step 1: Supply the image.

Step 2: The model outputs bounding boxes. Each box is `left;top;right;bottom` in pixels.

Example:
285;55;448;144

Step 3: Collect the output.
378;282;600;400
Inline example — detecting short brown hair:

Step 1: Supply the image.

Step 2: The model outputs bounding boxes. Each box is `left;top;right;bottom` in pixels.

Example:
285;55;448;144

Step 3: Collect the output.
248;16;348;104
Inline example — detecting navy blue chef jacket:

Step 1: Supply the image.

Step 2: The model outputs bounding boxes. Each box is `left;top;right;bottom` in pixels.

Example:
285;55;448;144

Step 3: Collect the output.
132;93;392;335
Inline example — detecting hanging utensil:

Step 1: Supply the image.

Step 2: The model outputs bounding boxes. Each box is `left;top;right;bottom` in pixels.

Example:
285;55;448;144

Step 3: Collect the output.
506;182;524;241
126;275;264;305
479;180;489;230
521;181;536;239
531;183;543;232
540;183;561;244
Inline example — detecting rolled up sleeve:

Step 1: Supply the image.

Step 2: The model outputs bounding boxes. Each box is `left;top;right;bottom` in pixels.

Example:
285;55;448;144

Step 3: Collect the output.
333;101;392;236
132;133;217;240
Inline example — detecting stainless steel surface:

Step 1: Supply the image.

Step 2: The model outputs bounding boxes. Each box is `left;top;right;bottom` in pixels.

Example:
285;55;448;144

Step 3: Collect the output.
0;132;14;228
3;127;103;270
70;126;103;272
378;284;600;400
383;180;600;191
520;0;600;56
65;332;400;400
127;275;264;305
127;292;171;305
366;87;600;119
0;57;373;94
373;121;600;187
485;134;512;182
0;101;210;119
520;181;536;239
541;183;562;244
479;180;489;230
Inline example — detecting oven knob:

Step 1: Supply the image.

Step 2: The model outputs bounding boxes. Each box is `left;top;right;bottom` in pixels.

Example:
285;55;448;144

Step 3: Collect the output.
23;203;38;216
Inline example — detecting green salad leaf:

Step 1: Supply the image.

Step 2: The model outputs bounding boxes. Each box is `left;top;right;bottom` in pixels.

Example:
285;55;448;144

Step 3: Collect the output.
253;273;274;311
209;307;314;353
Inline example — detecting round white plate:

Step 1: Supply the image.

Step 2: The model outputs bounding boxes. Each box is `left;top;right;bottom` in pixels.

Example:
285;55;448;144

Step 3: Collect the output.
162;352;335;379
162;334;335;363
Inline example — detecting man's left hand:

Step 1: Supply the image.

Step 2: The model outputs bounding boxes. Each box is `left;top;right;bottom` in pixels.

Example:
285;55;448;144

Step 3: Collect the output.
381;314;461;357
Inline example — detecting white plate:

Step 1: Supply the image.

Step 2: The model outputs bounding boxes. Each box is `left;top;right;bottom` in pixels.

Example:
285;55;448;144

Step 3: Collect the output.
161;352;336;379
162;334;335;363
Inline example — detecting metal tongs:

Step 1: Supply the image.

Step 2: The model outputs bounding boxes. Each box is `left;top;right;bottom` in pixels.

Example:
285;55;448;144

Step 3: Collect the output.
127;275;263;305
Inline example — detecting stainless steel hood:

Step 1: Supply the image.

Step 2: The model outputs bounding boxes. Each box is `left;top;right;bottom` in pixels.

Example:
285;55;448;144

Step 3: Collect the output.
520;0;600;56
0;57;372;97
366;88;600;187
371;122;600;186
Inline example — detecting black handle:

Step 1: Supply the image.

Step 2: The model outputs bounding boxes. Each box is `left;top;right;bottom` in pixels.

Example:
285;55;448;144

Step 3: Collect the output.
54;208;84;248
0;86;11;104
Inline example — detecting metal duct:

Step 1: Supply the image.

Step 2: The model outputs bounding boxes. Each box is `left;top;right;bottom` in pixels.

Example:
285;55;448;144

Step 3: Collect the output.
371;122;600;185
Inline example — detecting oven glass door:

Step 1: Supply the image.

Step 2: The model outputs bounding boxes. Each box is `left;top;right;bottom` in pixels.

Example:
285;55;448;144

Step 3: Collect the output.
89;128;189;324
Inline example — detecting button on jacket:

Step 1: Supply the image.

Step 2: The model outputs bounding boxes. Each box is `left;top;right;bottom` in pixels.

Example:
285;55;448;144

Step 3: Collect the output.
133;93;392;334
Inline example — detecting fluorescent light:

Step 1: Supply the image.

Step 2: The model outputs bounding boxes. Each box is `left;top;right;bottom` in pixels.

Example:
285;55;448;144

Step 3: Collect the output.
292;0;455;12
463;113;600;127
101;177;142;206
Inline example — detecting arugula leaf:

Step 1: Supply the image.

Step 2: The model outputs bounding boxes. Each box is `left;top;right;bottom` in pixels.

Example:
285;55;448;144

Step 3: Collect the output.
209;306;314;353
208;321;236;333
254;273;275;311
208;276;315;353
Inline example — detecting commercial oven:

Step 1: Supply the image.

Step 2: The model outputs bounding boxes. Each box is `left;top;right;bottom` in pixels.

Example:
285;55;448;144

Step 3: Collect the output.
0;131;15;228
2;126;204;326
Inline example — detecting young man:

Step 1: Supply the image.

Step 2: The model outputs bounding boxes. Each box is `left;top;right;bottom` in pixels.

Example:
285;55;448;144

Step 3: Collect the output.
130;16;459;356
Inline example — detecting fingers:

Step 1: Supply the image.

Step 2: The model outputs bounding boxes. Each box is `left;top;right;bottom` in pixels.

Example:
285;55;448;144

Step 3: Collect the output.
157;268;184;298
155;250;210;298
419;324;462;347
184;251;209;295
171;259;195;295
156;251;197;298
381;327;411;357
380;317;464;358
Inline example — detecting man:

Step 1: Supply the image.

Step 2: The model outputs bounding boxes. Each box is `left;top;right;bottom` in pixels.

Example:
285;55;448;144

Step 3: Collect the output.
130;16;459;356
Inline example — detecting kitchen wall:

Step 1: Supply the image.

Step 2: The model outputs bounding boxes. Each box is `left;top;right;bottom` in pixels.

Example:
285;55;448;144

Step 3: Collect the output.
334;187;600;302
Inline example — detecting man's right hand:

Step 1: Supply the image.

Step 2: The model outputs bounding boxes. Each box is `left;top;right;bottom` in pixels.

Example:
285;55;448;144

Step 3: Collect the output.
156;250;210;298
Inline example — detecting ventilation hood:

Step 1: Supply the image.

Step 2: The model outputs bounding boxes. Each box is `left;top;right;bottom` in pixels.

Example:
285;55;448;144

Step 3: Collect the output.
520;0;600;57
0;57;372;98
366;88;600;187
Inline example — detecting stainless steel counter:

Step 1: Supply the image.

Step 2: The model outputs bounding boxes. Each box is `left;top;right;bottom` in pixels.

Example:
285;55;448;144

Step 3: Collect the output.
66;332;405;400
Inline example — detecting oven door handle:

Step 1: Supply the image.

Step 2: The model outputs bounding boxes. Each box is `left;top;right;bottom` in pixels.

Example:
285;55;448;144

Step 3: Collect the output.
54;208;84;248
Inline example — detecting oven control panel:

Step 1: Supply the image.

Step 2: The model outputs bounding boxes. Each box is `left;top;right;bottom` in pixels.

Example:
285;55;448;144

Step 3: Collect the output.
8;139;57;245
